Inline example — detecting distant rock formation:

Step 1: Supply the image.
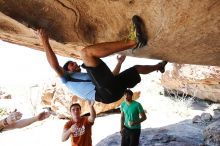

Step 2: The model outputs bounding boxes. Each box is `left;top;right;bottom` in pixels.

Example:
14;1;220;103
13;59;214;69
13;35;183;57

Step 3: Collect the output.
161;63;220;103
0;0;219;65
0;87;12;99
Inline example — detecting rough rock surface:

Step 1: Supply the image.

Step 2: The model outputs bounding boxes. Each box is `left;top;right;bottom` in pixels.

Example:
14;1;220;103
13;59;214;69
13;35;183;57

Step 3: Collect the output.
203;120;220;146
201;113;213;122
96;120;205;146
191;104;220;146
192;115;202;123
95;102;220;146
0;0;219;65
192;112;213;124
41;80;140;118
162;63;220;102
213;107;220;120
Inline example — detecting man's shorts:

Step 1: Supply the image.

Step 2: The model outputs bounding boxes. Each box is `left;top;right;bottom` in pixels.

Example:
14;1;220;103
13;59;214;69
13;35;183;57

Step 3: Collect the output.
82;60;141;104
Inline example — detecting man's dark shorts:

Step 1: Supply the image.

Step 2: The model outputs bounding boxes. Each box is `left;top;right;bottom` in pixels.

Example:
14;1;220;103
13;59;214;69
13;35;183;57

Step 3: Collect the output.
121;126;141;146
82;60;141;104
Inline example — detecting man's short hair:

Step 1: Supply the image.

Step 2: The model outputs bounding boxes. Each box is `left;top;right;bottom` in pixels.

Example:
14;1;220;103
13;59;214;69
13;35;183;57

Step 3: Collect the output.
124;89;133;96
69;103;81;112
63;61;72;71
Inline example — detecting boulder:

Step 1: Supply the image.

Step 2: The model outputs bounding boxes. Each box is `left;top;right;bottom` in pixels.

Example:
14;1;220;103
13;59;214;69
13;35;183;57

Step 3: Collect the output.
162;64;220;102
201;113;212;122
97;120;205;146
192;115;202;123
203;120;220;146
0;0;219;66
213;110;220;120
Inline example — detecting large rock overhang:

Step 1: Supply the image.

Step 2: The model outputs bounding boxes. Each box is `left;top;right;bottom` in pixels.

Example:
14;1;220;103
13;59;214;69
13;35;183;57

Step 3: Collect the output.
0;0;220;65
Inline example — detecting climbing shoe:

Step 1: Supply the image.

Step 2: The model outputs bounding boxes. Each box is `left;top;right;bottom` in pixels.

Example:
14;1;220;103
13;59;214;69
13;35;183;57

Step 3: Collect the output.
127;15;147;51
158;61;168;73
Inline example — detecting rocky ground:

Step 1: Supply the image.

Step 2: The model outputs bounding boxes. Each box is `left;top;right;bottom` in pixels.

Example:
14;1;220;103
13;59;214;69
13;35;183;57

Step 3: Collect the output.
96;120;204;146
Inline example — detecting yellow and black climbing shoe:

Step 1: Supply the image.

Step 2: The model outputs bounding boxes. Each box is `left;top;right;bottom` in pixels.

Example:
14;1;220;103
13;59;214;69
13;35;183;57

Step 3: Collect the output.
127;15;147;52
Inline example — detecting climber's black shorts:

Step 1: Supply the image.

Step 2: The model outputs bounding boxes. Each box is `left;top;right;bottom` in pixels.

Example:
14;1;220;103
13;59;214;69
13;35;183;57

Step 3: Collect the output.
82;60;141;104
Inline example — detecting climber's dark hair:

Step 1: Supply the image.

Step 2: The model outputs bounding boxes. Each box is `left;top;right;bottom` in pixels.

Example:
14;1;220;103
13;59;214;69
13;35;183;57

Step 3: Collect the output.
63;61;72;71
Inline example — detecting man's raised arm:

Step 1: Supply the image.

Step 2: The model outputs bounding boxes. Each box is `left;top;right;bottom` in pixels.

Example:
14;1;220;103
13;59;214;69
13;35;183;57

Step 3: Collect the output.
38;29;64;77
88;101;96;123
3;111;51;131
112;55;126;76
